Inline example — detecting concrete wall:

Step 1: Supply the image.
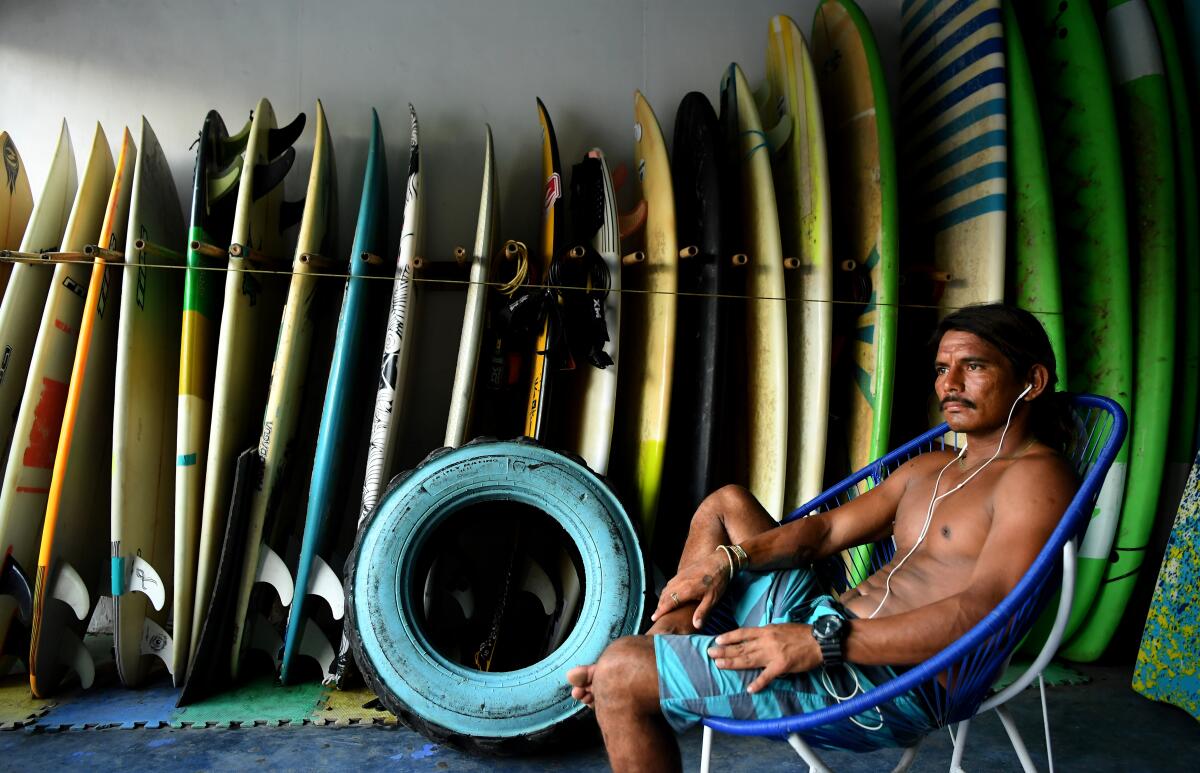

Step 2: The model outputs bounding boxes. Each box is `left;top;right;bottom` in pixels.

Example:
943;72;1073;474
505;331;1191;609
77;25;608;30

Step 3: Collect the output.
0;0;900;462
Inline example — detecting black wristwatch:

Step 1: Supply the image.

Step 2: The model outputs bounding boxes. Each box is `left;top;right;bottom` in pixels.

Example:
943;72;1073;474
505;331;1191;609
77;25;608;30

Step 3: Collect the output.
811;614;846;668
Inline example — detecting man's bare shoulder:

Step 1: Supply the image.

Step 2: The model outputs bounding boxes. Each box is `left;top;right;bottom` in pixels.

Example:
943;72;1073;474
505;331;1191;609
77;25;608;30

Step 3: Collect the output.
994;444;1078;515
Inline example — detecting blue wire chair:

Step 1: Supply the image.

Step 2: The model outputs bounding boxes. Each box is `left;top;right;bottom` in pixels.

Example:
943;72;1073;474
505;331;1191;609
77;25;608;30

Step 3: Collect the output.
698;394;1127;773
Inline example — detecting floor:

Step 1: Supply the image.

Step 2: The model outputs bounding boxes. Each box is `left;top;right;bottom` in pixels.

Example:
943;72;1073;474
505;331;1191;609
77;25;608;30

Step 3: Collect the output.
0;662;1195;771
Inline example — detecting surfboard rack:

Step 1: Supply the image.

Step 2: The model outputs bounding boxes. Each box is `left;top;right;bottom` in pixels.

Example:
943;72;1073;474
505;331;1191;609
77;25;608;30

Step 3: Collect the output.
679;245;699;259
840;259;858;272
621;251;646;266
190;240;228;259
134;238;185;264
453;246;468;264
0;249;53;264
731;253;749;267
360;251;385;267
902;264;953;283
230;242;288;268
299;252;340;270
783;256;801;270
83;244;126;263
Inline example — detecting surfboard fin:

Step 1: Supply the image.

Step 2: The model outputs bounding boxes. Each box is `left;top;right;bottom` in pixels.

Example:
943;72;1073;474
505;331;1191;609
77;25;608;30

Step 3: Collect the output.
266;112;307;159
209;154;243;204
547;548;582;652
765;114;793;153
297;618;336;676
256;544;294;607
220;118;253;159
123;555;167;611
279;197;306;232
304;555;344;620
140;617;174;674
60;628;95;689
248;612;283;664
518;557;556;616
252;146;296;201
618;200;648;239
0;553;33;624
50;561;90;621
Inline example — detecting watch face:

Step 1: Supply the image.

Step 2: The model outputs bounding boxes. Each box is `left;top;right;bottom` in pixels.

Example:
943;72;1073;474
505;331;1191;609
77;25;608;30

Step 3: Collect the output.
814;615;843;638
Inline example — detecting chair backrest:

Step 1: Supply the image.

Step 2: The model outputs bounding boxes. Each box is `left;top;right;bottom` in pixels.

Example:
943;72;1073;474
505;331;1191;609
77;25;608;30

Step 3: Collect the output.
704;394;1127;748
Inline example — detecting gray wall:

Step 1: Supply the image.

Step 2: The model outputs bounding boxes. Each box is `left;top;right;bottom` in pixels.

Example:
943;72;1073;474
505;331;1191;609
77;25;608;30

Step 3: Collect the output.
0;0;900;462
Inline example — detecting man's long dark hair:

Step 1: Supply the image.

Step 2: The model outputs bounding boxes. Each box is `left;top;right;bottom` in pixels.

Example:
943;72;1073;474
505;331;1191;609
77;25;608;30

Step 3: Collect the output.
932;304;1073;451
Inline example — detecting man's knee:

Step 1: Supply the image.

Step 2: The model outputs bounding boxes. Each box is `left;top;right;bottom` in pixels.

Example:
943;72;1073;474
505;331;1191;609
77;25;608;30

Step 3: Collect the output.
592;636;658;708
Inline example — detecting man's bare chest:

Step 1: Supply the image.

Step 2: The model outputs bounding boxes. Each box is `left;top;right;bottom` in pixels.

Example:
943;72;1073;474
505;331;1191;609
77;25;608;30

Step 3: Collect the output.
891;469;998;562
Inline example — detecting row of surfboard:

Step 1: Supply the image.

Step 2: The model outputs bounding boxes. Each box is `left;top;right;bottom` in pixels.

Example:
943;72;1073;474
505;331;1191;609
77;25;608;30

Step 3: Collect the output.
0;0;1195;701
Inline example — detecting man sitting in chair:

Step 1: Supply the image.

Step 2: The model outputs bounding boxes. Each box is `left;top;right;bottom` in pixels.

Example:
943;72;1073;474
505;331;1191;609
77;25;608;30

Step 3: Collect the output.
567;303;1078;772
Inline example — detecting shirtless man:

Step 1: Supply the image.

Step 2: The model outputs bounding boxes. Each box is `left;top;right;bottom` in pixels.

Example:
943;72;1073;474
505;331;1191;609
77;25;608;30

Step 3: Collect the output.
566;303;1079;772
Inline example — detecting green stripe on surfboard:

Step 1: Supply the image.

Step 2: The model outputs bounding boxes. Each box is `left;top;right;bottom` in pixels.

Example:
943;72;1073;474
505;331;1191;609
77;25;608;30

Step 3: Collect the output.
1014;0;1133;645
1063;0;1178;662
1003;0;1067;381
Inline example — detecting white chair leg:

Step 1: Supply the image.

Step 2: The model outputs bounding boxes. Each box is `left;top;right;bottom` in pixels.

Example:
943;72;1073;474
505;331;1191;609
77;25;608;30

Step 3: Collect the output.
891;739;922;773
787;732;833;773
949;719;970;772
995;704;1039;773
700;726;713;773
1039;675;1055;773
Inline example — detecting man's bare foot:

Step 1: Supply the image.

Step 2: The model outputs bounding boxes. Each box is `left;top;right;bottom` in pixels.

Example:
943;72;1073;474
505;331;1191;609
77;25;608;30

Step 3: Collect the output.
644;604;701;636
567;664;596;706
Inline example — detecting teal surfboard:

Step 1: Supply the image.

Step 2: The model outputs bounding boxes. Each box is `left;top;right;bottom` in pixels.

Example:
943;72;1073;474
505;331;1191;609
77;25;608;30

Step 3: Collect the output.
280;110;389;683
1002;0;1066;379
1014;0;1133;643
1062;0;1177;662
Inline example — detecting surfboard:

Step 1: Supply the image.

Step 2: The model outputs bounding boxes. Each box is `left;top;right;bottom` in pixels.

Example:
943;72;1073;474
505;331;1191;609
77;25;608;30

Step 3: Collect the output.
445;126;497;448
227;99;334;680
1002;0;1067;380
0;124;109;677
720;64;787;522
191;98;299;658
174;109;249;685
1133;449;1200;719
0;132;33;298
899;0;1007;313
332;106;422;689
559;148;620;475
1013;0;1132;643
655;93;726;572
30;126;134;698
765;15;833;512
615;91;677;548
1062;0;1177;662
111;118;185;688
524;98;563;442
0;122;75;506
811;0;899;500
280;107;389;684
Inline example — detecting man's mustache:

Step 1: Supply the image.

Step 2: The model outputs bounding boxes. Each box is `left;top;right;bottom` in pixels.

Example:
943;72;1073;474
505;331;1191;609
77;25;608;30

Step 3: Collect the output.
941;396;976;409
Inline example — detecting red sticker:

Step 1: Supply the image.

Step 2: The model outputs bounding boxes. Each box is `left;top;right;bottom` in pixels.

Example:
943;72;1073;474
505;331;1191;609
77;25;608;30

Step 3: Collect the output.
543;172;562;213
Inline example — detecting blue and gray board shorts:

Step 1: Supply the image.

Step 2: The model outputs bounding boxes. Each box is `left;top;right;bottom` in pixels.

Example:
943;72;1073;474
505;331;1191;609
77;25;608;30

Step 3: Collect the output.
654;566;936;749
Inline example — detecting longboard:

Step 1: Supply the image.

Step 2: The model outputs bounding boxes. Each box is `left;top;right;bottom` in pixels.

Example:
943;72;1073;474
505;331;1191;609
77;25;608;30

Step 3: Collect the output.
765;15;833;511
560;149;620;474
812;1;899;508
335;106;422;688
1003;0;1067;379
30;126;135;698
191;98;300;658
444;126;498;448
281;108;390;684
1062;0;1177;662
656;92;726;572
899;0;1007;313
1013;0;1132;643
0;124;109;675
227;99;334;681
111;117;185;687
615;91;677;548
524;99;563;441
721;64;787;522
174;110;250;685
0;131;33;298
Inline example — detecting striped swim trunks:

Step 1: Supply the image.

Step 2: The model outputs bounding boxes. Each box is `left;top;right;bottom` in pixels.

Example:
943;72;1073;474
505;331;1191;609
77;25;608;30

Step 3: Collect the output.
654;566;936;750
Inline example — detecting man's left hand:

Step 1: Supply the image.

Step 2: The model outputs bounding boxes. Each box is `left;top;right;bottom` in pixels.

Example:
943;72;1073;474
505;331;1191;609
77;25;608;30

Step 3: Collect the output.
707;624;821;694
